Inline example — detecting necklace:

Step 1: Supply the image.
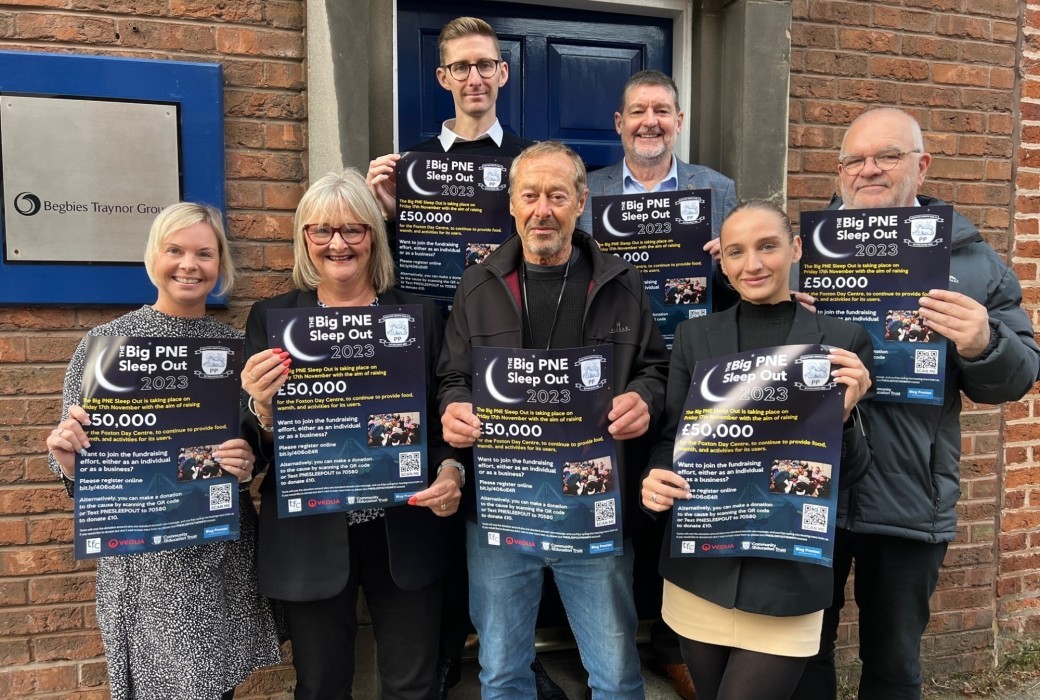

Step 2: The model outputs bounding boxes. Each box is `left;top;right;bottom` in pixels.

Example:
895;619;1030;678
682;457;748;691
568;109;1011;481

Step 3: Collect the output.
520;258;571;350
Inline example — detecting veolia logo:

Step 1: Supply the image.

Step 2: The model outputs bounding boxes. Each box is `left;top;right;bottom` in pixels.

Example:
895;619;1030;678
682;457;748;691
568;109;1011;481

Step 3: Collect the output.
14;192;41;216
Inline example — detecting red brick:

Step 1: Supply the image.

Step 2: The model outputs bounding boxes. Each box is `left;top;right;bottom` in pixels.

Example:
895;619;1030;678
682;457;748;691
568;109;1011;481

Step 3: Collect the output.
27;517;73;545
932;110;986;133
16;13;117;44
168;0;264;23
791;24;837;49
904;0;962;10
25;336;80;362
933;63;990;87
263;60;305;90
957;184;1009;206
836;79;899;103
3;664;78;695
225;121;264;149
264;122;305;150
874;7;937;32
789;125;839;149
264;243;296;271
33;631;105;661
263;183;304;210
839;28;900;53
809;1;872;24
225;89;305;120
0;605;83;635
114;18;215;52
791;75;836;99
0;580;26;606
804;50;870;77
265;1;305;30
936;14;993;40
0;518;27;545
966;0;1019;19
215;26;303;59
870;57;930;81
902;35;961;61
226;151;304;181
227;181;264;210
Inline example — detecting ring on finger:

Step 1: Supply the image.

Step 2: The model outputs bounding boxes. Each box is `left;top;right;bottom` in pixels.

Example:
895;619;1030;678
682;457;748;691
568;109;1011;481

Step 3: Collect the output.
248;372;257;381
440;503;446;511
651;493;659;504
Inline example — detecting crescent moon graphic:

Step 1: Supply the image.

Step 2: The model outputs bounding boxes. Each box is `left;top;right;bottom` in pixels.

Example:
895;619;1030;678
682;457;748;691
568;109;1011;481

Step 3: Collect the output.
699;366;729;403
813;220;850;259
93;348;135;393
600;203;635;238
282;318;327;362
484;357;523;405
406;160;440;197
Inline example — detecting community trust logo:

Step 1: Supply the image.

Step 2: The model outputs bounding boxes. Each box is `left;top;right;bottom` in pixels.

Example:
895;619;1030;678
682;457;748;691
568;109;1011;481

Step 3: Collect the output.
13;192;41;216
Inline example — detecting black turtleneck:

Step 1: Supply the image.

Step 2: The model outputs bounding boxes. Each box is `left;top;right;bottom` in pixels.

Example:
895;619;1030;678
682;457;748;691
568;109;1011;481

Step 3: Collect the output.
736;299;796;353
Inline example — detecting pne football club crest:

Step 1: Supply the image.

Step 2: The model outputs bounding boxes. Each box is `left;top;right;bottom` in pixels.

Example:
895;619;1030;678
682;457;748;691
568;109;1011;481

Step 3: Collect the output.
676;196;706;225
479;164;506;191
380;313;417;347
195;346;234;378
577;354;607;391
904;214;943;247
794;354;834;391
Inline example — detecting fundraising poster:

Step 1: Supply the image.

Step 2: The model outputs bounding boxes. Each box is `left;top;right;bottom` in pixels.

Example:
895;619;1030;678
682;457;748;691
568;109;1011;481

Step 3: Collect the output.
800;205;952;404
591;190;713;346
74;336;243;559
269;305;428;518
472;345;621;557
397;151;513;304
670;344;845;567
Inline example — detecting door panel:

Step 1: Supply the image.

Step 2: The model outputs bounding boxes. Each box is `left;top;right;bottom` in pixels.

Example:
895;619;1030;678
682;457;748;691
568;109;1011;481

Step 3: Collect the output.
397;0;671;168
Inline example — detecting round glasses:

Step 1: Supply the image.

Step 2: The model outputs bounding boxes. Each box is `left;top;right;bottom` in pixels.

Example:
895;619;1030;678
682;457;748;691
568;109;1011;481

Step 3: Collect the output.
839;150;920;175
442;59;502;81
303;224;370;245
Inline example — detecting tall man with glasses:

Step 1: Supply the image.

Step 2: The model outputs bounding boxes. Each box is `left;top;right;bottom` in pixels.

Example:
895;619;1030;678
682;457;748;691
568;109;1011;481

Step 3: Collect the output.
366;17;541;698
366;16;532;222
791;107;1040;700
438;141;668;699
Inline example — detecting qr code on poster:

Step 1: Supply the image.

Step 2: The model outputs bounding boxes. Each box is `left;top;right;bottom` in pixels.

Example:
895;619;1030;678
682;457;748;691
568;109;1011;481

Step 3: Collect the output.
399;451;421;478
801;503;829;533
594;499;616;528
914;348;939;375
209;482;232;511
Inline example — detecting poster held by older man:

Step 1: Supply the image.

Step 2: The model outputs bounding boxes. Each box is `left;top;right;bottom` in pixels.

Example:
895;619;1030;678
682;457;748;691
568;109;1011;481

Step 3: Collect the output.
269;304;429;518
471;344;622;557
74;335;243;559
800;205;952;405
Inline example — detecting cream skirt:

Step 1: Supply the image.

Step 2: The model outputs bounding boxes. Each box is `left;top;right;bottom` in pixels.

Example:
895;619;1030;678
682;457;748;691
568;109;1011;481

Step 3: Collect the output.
662;579;823;657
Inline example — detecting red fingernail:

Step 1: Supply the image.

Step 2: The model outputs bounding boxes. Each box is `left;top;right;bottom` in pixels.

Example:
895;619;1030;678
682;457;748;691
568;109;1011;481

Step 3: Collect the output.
282;368;290;375
279;351;290;359
271;348;283;355
282;359;291;366
408;496;418;506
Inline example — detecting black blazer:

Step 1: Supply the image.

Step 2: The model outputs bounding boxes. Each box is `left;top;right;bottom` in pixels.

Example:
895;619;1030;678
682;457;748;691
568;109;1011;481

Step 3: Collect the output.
242;288;455;601
648;302;875;617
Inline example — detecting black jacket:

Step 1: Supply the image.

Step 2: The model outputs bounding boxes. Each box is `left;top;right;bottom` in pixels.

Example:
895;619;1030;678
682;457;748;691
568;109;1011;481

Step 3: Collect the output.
242;288;454;600
437;230;670;531
648;303;876;616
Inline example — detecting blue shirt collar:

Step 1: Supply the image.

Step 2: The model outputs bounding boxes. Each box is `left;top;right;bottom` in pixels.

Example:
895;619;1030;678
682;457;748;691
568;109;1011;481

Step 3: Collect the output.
621;156;679;193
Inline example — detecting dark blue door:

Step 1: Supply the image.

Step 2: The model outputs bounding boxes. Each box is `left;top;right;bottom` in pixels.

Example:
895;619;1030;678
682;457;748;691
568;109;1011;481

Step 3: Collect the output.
396;1;672;168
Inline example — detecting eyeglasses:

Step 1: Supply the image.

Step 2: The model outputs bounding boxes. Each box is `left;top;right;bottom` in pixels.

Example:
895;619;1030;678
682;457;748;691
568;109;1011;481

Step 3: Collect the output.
442;59;502;81
839;150;921;175
303;224;370;245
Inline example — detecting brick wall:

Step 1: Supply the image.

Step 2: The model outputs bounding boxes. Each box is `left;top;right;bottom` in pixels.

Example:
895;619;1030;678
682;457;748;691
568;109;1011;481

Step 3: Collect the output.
1003;0;1040;648
788;0;1036;677
0;1;304;697
2;0;1040;696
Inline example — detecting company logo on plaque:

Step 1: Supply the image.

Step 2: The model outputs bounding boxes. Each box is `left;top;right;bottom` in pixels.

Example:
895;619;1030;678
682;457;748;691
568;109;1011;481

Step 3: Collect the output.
13;192;41;216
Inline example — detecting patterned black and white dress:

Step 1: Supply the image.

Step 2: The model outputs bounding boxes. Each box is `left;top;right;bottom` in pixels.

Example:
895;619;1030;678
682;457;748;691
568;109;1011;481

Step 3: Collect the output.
48;306;281;700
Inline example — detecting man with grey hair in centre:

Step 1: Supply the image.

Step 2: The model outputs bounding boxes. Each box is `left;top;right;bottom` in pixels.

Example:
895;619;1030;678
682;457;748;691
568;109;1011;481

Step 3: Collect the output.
439;140;669;699
792;107;1040;700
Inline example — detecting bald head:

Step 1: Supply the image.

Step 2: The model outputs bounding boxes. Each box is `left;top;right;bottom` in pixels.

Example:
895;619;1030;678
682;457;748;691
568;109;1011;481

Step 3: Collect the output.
839;108;931;210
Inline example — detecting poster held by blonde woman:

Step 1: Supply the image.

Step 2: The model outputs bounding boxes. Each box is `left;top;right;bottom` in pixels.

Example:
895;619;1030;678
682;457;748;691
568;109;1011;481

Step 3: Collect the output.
45;203;281;700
